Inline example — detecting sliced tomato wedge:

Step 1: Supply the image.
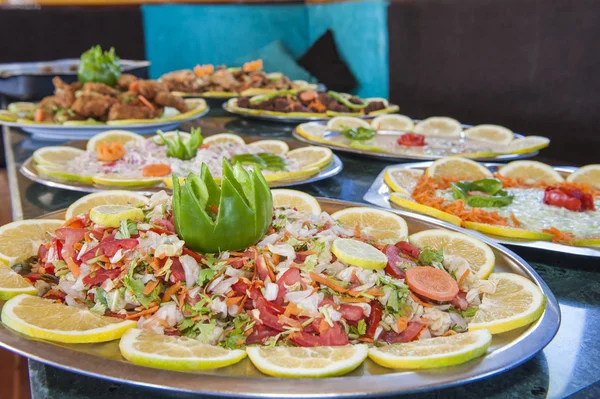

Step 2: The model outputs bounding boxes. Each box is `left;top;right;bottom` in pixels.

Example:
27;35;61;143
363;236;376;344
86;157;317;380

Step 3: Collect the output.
397;133;426;147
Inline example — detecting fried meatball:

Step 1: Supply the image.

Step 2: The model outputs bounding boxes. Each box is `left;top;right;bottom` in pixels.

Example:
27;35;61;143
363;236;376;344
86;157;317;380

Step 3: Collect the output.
52;77;80;108
108;103;153;121
160;70;202;93
134;80;169;100
117;74;138;91
154;92;189;113
83;82;118;97
71;93;115;119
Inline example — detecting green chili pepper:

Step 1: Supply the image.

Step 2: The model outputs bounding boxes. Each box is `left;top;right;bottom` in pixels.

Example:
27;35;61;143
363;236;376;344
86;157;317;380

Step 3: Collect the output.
172;158;273;253
77;45;121;86
341;126;377;141
328;91;369;110
451;178;514;208
249;90;296;105
231;153;288;171
157;127;203;161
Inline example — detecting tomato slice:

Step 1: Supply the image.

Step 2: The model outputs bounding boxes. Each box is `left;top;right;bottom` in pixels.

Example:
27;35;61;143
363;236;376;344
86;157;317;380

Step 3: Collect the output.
405;266;459;302
397;133;426;147
543;185;595;212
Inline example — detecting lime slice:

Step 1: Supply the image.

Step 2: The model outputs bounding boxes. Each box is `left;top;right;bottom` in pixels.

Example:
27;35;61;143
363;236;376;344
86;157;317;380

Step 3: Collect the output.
272;189;321;214
332;238;388;269
389;193;463;226
89;205;144;228
36;164;94;184
463;222;554;241
425;157;493;180
384;168;424;195
566;164;600;190
326;116;370;131
331;207;408;243
66;191;149;220
409;230;495;279
119;328;246;371
371;114;414;131
469;273;546;334
0;267;38;300
0;219;64;266
368;330;492;369
286;146;333;170
263;167;320;183
464;125;514;145
246;345;368;378
204;133;245;146
92;174;162;188
1;294;135;343
86;130;145;152
33;146;85;166
414;117;462;137
498;161;564;185
247;140;289;155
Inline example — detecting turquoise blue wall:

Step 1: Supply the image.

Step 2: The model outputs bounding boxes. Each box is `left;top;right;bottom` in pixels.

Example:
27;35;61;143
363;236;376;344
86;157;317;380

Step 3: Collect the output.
142;1;388;98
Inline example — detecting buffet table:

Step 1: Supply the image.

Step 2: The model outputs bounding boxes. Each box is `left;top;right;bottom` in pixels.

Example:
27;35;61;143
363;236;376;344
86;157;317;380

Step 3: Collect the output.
3;109;600;399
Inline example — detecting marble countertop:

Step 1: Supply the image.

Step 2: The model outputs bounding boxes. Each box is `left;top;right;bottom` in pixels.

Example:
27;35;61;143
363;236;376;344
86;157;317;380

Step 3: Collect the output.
3;109;600;399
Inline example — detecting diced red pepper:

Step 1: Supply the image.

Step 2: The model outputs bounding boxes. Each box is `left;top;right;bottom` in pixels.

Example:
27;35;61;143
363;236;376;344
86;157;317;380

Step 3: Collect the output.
365;300;383;338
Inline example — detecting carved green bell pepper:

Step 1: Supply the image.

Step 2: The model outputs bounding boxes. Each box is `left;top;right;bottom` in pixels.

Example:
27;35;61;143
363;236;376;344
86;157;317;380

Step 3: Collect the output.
172;158;273;253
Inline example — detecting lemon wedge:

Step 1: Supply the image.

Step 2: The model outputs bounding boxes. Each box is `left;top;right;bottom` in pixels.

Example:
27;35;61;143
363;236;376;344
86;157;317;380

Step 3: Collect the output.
425;157;493;180
86;130;145;152
414;117;462;137
0;219;63;266
263;167;321;183
498;161;564;185
33;146;85;166
371;114;414;131
286;146;333;170
272;189;321;214
331;207;408;243
332;238;388;269
247;140;289;155
464;125;514;145
36;164;94;184
204;133;245;146
384;168;424;195
66;191;149;220
0;268;38;300
89;205;144;228
92;174;162;188
326;116;370;131
505;136;550;154
566;164;600;190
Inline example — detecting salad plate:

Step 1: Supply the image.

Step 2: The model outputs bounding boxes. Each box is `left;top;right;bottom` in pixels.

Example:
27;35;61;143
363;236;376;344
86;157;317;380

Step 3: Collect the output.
293;117;548;162
364;160;600;257
0;197;559;397
20;132;343;193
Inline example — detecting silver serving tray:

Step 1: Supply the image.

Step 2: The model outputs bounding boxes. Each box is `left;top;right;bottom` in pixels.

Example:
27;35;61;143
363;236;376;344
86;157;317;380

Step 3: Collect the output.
19;135;344;194
0;198;559;397
363;161;600;257
222;99;399;124
293;121;539;162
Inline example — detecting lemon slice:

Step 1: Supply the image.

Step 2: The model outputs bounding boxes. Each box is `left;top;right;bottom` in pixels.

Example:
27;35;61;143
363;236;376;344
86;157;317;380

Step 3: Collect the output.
246;345;368;378
66;191;149;220
331;207;408;243
92;174;162;188
425;157;493;180
33;146;85;166
409;230;495;279
89;205;144;228
505;136;550;154
332;238;388;269
8;102;36;117
119;328;246;371
272;189;321;214
326;116;371;131
463;222;554;241
464;125;514;145
247;140;290;155
86;130;145;152
150;131;191;145
263;167;321;183
204;133;245;146
384;168;424;195
389;193;462;226
296;123;329;143
286;146;333;170
371;114;414;131
0;219;63;266
1;294;135;343
414;117;462;137
498;161;564;185
469;273;546;334
36;164;94;184
0;110;17;122
368;329;492;369
566;164;600;190
0;268;38;300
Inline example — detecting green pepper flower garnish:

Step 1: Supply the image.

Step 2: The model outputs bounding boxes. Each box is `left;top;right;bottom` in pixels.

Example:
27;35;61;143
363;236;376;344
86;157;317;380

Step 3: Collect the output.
157;128;203;161
231;152;288;171
172;158;273;253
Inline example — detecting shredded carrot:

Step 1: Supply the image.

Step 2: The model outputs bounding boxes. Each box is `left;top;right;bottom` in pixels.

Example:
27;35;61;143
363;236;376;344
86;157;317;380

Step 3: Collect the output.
138;95;155;111
238;294;248;311
458;269;471;286
162;282;181;302
510;213;521;228
143;280;159;295
354;224;361;238
243;327;254;337
409;292;433;308
318;318;330;333
358;337;374;343
149;258;160;272
443;329;458;336
66;257;80;277
309;272;348;294
226;296;244;306
142;163;172;177
338;296;371;303
73;242;83;251
284;302;302;317
396;316;409;333
272;253;280;266
278;315;303;329
177;287;187;311
126;305;159;320
264;255;276;282
543;227;576;243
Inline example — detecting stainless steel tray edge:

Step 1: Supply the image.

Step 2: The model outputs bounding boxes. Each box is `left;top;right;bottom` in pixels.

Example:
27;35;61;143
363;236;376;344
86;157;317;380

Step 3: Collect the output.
363;162;600;257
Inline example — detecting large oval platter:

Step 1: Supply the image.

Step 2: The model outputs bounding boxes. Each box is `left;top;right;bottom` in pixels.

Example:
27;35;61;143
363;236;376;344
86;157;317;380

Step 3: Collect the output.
0;198;559;397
